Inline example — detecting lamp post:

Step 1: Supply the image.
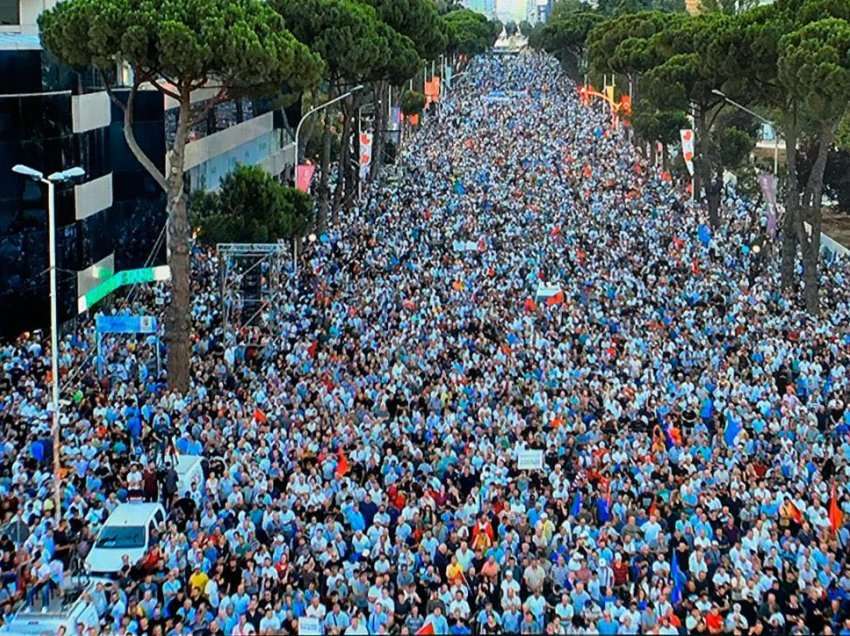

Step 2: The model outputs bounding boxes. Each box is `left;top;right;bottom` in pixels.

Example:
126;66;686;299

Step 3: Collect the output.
11;163;85;523
294;85;365;169
711;89;780;176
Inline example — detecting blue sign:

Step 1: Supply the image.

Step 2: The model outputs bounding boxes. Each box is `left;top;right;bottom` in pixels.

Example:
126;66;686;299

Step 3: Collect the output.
96;315;157;335
95;315;160;378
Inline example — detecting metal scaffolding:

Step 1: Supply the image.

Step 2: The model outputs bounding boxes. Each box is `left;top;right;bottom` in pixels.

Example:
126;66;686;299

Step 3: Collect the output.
217;242;288;339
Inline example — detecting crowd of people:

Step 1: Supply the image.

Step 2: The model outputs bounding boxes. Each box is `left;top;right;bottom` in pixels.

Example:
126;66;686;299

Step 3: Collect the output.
1;52;850;636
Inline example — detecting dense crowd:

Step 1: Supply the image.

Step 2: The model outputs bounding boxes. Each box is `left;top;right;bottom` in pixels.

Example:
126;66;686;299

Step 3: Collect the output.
1;52;850;636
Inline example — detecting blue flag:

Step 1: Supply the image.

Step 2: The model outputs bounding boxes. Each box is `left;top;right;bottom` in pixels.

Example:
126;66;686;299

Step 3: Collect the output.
671;551;685;605
723;413;742;447
570;491;583;517
697;223;712;247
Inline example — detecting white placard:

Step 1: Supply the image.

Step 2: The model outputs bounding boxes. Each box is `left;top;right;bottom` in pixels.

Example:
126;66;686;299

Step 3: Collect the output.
517;449;544;470
298;616;322;635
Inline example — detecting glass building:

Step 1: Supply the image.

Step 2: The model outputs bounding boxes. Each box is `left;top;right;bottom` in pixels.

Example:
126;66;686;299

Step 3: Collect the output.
0;33;166;337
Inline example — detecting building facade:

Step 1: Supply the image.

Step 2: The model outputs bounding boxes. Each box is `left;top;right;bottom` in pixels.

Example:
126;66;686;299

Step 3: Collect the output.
0;0;297;338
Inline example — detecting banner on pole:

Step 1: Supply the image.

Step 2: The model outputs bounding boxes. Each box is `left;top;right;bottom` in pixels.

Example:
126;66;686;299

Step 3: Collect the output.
680;129;695;175
389;107;401;131
95;315;161;378
758;172;778;237
359;132;373;180
295;163;315;193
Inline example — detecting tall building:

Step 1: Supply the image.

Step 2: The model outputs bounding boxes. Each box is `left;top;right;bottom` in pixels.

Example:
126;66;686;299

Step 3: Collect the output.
0;0;297;337
536;0;555;22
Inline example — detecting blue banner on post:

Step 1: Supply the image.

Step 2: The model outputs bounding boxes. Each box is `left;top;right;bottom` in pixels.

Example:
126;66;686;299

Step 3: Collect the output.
96;315;157;335
96;315;159;377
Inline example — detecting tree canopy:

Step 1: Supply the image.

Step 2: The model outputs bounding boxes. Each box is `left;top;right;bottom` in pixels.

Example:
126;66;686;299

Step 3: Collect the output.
444;8;497;56
361;0;448;61
191;165;313;245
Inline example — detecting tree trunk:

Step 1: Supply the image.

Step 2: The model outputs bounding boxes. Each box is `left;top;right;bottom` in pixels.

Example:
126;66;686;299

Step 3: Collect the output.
235;99;244;124
649;139;657;167
165;89;193;392
661;143;668;172
780;205;797;290
318;113;331;232
798;125;833;315
332;94;352;220
371;80;386;183
346;93;361;206
694;107;709;205
781;112;800;290
707;166;723;229
802;240;818;313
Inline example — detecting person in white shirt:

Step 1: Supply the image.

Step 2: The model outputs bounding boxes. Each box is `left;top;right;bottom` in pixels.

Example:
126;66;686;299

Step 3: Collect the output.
448;591;470;620
305;596;327;620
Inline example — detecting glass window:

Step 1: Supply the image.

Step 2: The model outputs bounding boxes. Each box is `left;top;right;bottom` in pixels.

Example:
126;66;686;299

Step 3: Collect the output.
0;0;19;26
95;526;146;549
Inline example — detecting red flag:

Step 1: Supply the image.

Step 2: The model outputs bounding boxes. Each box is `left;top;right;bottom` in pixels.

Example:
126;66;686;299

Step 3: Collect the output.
253;408;267;424
830;480;843;534
785;500;803;524
335;450;350;479
546;291;565;307
416;622;435;636
307;341;318;359
524;298;537;313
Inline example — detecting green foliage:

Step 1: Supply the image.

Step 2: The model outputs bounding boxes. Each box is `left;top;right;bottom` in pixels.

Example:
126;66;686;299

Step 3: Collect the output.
519;20;533;36
527;23;548;50
39;0;323;96
838;112;850;151
594;0;683;15
505;21;518;37
361;0;448;61
444;8;496;55
587;11;675;76
632;103;689;146
401;89;427;115
699;0;762;15
538;12;603;75
274;0;412;84
778;18;850;127
191;165;313;244
551;0;593;20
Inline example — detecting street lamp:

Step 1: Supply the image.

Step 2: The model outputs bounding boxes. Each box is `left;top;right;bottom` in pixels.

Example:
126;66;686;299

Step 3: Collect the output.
711;89;780;176
11;163;85;522
294;85;365;168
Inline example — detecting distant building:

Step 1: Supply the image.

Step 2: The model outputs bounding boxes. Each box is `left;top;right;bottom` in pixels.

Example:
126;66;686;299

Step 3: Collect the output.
535;0;554;22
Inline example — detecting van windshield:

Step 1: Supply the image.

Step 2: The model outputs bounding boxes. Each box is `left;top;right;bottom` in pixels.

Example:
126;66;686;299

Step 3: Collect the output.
95;526;145;549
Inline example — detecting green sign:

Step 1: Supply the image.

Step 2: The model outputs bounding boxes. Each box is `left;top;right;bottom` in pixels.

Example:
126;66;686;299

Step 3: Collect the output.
77;265;170;313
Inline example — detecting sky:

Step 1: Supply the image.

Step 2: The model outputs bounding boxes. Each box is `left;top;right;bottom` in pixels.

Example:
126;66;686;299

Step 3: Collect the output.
496;0;527;20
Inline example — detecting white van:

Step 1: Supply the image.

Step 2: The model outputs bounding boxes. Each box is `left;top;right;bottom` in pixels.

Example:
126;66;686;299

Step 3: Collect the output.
0;582;99;635
84;503;165;576
175;454;205;498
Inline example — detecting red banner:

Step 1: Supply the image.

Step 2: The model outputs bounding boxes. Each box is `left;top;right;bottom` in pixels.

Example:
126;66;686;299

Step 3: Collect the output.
295;163;315;193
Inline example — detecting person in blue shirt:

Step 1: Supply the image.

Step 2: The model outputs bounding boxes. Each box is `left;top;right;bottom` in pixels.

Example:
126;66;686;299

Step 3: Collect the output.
597;610;620;635
519;611;541;634
367;602;389;634
424;606;450;635
324;603;350;632
449;617;472;635
502;605;522;633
